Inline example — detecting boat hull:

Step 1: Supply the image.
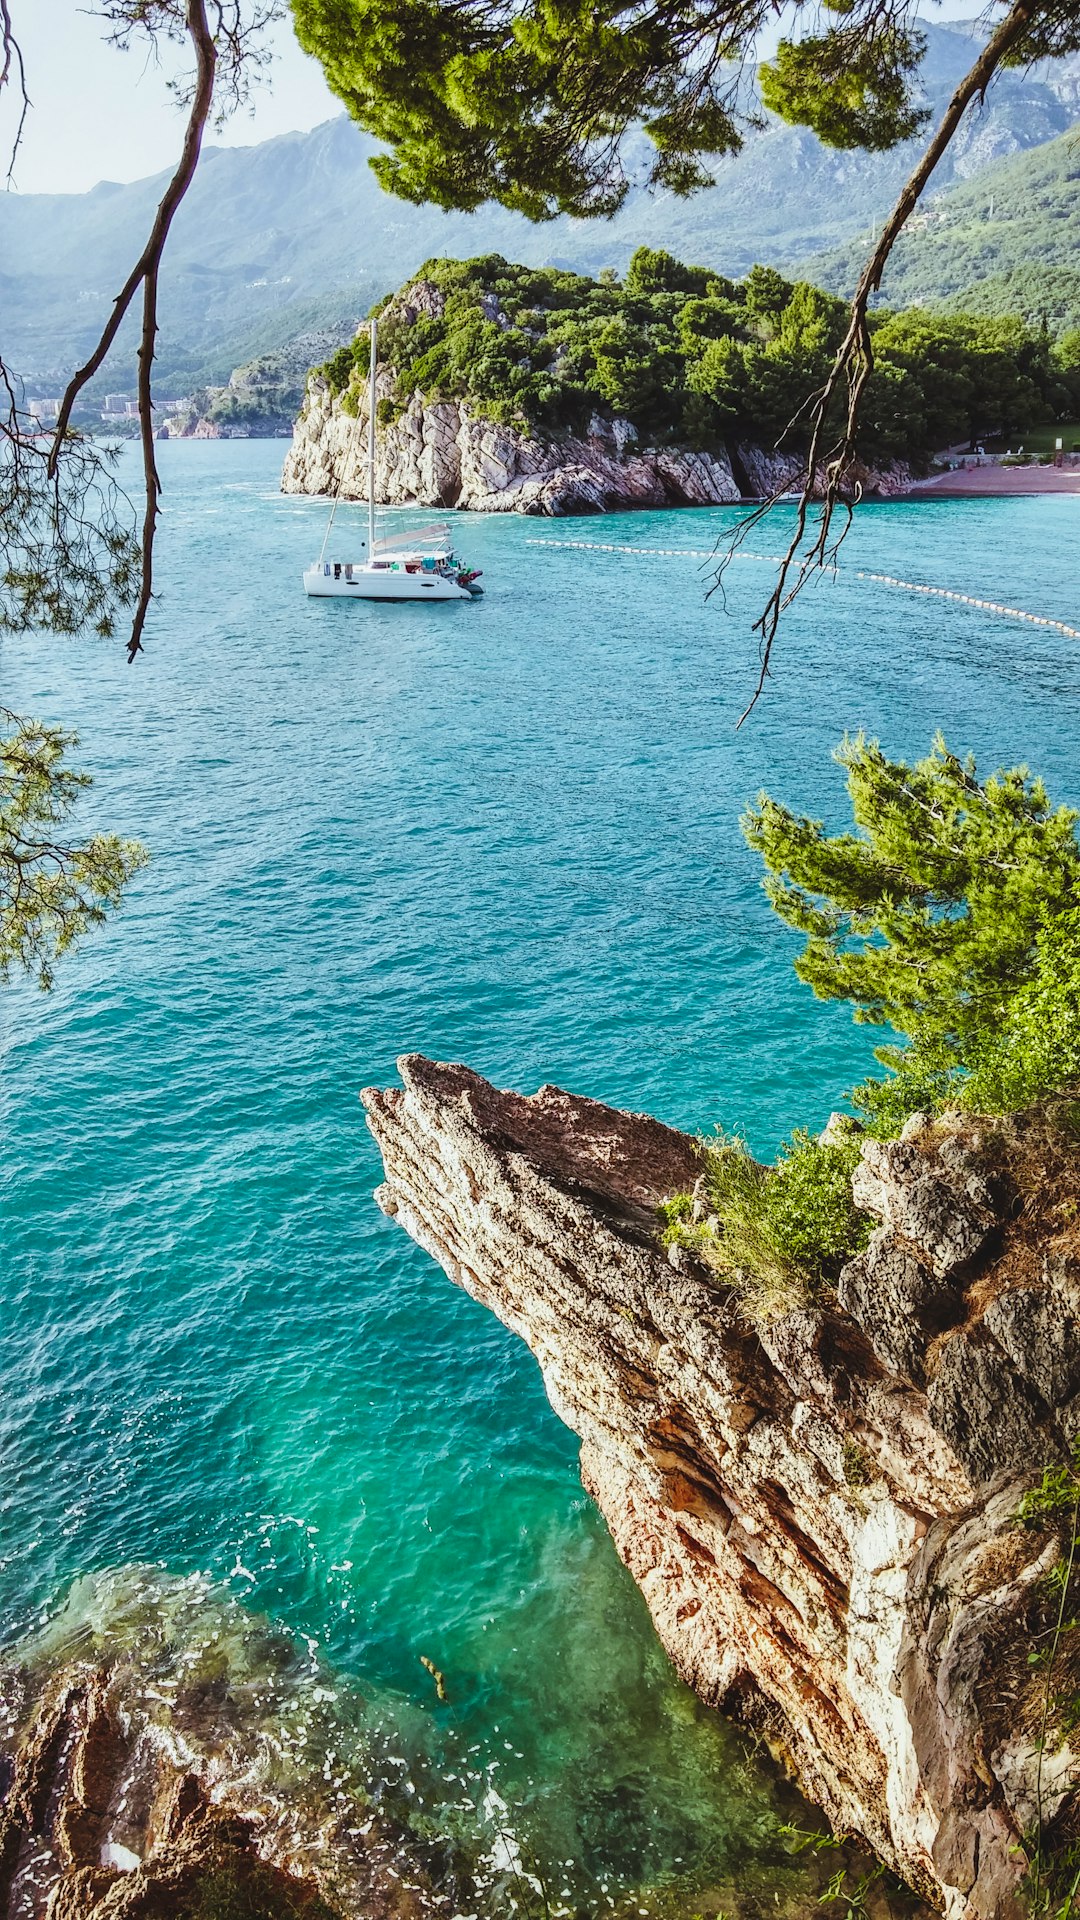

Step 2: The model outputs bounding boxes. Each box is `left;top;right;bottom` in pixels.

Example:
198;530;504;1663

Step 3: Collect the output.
303;566;477;601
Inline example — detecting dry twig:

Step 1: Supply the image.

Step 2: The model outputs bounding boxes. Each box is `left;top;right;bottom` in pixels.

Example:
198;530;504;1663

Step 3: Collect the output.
0;0;29;181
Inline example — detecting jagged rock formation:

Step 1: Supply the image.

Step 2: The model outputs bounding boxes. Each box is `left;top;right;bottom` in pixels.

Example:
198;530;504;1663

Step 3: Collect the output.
282;375;745;514
363;1057;1080;1920
0;1567;451;1920
280;280;912;514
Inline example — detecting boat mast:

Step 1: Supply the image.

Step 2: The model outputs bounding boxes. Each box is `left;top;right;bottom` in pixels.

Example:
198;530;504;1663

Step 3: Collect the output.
368;315;377;556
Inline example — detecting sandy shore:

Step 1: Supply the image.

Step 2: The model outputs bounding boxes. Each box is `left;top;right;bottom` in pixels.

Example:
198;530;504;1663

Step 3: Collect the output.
906;463;1080;496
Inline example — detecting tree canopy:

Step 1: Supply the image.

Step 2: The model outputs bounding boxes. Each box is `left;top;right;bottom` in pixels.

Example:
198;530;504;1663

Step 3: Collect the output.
1;713;148;991
324;251;1080;457
744;733;1080;1108
290;0;1080;220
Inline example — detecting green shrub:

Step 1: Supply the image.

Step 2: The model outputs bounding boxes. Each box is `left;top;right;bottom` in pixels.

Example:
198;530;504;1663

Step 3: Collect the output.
849;1053;956;1137
321;344;360;393
662;1129;871;1321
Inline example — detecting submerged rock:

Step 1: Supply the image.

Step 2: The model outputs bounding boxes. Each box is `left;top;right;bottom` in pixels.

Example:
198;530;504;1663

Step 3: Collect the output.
0;1567;453;1920
363;1057;1080;1920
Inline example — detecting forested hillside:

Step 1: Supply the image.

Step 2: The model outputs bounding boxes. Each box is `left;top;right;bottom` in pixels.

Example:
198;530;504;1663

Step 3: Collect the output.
321;251;1080;460
811;133;1080;329
3;22;1078;393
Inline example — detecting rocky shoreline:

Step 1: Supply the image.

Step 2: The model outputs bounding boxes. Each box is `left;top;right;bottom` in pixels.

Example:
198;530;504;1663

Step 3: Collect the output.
0;1565;930;1920
0;1567;451;1920
280;282;914;515
363;1056;1080;1920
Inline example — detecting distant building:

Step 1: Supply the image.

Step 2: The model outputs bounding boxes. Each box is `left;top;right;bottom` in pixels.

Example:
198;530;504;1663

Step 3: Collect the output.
27;398;60;425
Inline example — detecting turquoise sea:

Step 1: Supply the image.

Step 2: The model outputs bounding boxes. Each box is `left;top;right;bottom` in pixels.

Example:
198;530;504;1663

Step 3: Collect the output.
3;441;1079;1909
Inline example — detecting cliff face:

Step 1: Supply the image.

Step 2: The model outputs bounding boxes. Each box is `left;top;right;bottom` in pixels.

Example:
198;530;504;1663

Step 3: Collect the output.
363;1057;1080;1920
282;377;745;515
280;280;913;514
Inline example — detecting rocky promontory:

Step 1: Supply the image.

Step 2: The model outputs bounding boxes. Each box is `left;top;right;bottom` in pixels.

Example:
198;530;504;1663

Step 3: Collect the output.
281;277;913;515
282;372;746;515
363;1056;1080;1920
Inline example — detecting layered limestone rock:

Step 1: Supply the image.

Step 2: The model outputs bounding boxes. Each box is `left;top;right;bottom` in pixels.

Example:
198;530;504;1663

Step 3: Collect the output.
280;278;912;514
363;1057;1080;1920
282;377;744;515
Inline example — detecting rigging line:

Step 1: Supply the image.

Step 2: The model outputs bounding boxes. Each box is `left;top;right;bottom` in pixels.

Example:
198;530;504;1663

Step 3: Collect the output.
317;395;369;568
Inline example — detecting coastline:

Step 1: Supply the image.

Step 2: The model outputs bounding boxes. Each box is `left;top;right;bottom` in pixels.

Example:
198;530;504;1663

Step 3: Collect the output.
904;463;1080;497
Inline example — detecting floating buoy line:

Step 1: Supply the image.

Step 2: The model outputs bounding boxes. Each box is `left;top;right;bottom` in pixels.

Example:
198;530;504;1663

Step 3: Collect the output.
525;537;784;563
525;538;1080;642
854;571;1080;640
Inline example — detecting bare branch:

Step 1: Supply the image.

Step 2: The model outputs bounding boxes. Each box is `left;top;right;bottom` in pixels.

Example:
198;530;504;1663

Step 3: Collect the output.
722;0;1041;725
48;0;218;660
0;0;31;182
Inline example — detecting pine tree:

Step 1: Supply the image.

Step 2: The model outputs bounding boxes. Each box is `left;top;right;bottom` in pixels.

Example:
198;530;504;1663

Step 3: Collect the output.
742;733;1080;1077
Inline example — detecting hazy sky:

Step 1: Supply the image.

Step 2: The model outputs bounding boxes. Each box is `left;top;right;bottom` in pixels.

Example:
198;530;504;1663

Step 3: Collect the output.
1;1;341;194
3;0;985;197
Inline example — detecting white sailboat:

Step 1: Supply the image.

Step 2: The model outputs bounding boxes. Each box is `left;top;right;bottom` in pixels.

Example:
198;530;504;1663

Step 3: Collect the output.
302;318;483;602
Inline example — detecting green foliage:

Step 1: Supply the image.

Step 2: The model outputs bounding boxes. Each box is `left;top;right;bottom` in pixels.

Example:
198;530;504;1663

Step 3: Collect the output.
665;734;1080;1327
963;907;1080;1113
1015;1441;1080;1919
322;253;1077;457
291;0;1080;220
1;713;148;991
864;307;1076;449
743;733;1080;1086
759;27;929;152
321;345;358;394
842;1441;872;1489
2;434;138;640
662;1129;870;1321
847;1061;954;1138
811;131;1080;327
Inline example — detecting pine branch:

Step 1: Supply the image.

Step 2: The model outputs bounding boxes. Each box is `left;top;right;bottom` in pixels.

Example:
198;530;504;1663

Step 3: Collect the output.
48;0;218;661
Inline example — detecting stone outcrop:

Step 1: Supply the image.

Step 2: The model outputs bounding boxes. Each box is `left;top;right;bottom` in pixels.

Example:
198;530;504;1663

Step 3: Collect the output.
363;1058;1080;1920
0;1567;456;1920
282;377;745;515
280;279;912;514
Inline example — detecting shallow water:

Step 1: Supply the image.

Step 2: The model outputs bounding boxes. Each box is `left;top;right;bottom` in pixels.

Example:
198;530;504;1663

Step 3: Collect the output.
2;442;1079;1904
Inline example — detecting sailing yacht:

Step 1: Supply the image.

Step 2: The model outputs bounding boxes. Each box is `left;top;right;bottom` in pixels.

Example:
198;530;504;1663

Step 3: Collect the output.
302;318;483;602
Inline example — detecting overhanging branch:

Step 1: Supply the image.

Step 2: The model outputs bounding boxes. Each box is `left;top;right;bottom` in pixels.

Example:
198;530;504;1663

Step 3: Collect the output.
723;0;1040;726
48;0;218;661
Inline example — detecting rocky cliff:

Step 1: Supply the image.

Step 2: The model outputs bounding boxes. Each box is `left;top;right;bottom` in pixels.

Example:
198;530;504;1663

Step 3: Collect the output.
282;375;747;515
280;280;913;515
363;1057;1080;1920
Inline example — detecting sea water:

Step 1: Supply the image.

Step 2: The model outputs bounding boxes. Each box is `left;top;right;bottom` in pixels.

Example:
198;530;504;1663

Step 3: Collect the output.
2;441;1079;1906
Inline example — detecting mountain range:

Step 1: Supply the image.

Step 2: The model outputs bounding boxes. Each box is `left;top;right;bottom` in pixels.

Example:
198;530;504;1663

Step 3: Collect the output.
808;130;1080;331
3;19;1079;394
